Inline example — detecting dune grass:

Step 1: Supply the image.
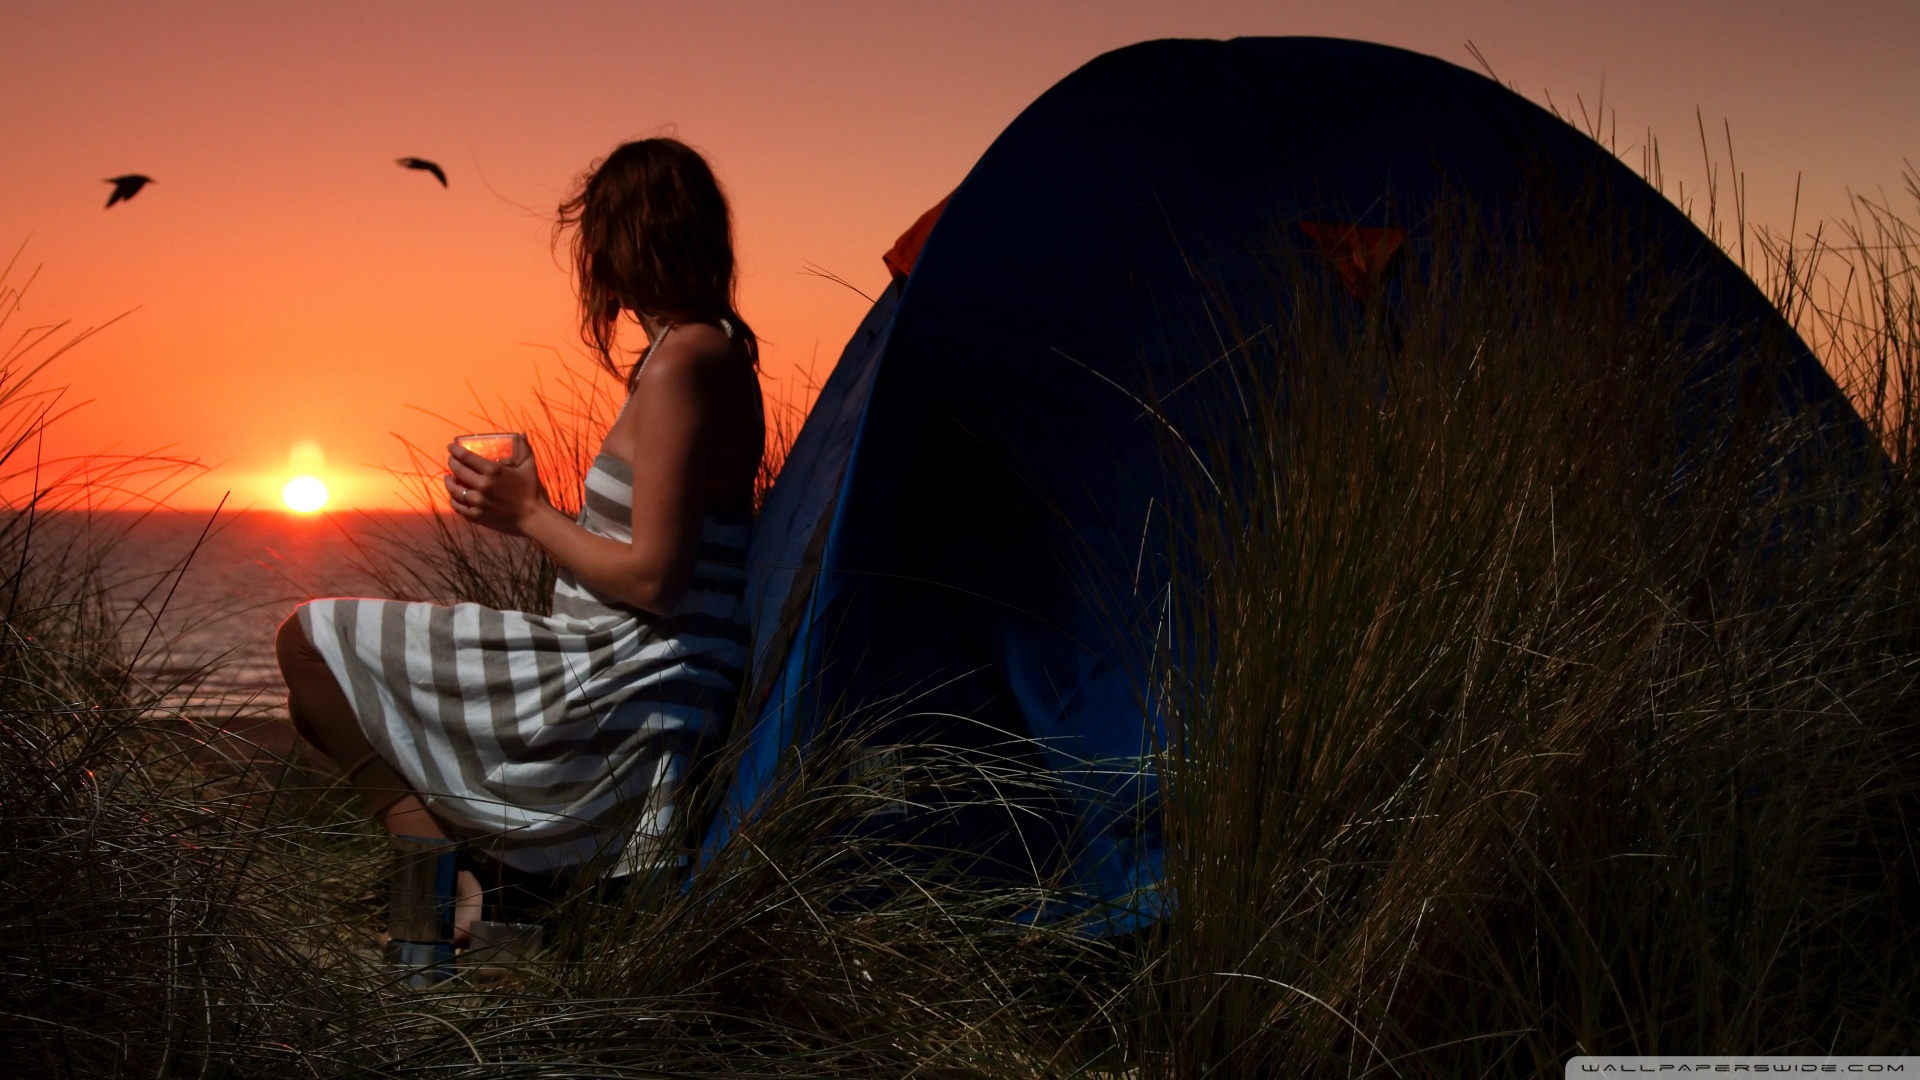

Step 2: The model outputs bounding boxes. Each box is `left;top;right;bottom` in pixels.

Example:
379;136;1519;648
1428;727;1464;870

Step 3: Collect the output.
1144;180;1920;1071
2;162;1918;1076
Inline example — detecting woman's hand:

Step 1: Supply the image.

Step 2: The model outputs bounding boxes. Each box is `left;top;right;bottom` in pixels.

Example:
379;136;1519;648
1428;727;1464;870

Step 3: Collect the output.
445;437;548;536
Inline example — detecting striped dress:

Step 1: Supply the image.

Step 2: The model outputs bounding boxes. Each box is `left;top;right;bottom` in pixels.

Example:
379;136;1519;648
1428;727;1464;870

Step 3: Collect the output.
298;453;752;876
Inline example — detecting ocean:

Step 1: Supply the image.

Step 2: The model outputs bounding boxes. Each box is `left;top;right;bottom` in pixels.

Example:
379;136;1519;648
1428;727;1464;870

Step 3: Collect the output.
86;509;444;762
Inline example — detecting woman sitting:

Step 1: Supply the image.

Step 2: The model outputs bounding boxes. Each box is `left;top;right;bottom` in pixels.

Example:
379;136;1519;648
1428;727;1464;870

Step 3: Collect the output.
276;137;764;975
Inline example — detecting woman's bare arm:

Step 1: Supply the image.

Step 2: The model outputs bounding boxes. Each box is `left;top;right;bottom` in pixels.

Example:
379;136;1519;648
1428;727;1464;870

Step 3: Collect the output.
445;329;732;616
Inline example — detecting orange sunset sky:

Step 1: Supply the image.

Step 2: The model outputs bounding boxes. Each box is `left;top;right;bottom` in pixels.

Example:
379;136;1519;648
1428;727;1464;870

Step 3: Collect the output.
4;1;1916;511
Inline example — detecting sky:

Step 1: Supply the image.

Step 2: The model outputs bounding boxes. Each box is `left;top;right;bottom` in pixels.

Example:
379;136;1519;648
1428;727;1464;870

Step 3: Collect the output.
3;0;1915;511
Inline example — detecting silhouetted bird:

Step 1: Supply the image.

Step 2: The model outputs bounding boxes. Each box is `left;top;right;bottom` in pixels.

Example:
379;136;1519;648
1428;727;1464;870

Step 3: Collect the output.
395;158;447;187
104;174;153;208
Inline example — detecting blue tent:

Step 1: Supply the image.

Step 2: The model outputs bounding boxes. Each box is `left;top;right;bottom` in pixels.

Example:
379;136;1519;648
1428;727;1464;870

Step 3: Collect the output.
698;37;1870;930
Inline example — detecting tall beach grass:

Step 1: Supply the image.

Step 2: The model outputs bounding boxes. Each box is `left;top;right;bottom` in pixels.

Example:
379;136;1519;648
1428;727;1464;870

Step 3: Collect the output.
0;158;1916;1075
1143;179;1920;1071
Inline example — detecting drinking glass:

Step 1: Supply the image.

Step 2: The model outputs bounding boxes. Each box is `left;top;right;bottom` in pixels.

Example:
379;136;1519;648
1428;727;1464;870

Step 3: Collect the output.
456;432;522;464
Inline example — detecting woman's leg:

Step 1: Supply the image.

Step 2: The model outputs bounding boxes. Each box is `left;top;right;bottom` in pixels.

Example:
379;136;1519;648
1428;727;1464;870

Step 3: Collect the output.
275;613;433;833
276;613;482;940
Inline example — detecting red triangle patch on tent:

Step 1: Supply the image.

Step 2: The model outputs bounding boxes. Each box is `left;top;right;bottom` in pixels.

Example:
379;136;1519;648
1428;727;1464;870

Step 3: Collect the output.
883;194;953;281
1298;221;1406;301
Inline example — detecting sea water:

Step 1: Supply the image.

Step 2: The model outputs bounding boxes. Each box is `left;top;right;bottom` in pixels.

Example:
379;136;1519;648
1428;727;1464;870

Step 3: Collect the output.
79;510;442;763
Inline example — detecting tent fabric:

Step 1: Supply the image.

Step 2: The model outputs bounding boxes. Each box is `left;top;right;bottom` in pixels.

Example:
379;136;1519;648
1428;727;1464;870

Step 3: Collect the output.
1297;221;1408;300
882;194;951;282
699;37;1872;930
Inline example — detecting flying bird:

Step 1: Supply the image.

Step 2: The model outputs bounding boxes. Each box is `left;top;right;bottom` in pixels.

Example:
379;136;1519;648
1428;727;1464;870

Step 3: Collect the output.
104;174;153;208
395;157;447;187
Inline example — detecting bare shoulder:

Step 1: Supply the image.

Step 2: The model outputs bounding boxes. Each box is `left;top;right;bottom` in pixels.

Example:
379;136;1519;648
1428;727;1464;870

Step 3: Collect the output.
637;322;739;388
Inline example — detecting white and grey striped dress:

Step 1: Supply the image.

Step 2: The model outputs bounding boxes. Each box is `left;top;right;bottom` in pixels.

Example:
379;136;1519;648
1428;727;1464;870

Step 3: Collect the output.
298;453;752;876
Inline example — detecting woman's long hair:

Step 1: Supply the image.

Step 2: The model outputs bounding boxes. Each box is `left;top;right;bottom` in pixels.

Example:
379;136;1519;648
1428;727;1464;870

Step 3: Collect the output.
557;138;758;384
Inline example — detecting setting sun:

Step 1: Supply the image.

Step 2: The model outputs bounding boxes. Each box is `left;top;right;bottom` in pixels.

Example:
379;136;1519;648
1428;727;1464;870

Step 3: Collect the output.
282;475;329;513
